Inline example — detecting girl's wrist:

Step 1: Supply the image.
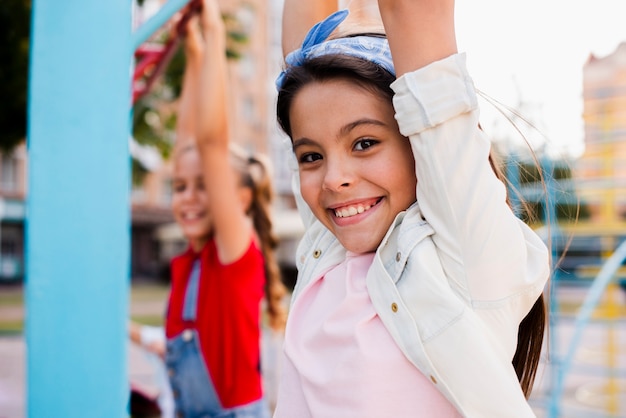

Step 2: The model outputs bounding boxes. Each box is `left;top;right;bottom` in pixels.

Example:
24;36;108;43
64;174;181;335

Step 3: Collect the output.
202;26;226;48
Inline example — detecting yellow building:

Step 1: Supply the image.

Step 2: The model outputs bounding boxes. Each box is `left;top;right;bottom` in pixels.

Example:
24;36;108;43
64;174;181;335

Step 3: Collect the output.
578;42;626;228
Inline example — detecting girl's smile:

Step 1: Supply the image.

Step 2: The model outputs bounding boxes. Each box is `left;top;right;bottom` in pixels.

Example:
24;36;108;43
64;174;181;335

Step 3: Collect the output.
171;148;213;252
331;197;381;219
290;77;417;254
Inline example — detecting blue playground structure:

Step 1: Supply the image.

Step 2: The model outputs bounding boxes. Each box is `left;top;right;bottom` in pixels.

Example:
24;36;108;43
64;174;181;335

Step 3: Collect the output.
26;1;190;416
508;155;626;417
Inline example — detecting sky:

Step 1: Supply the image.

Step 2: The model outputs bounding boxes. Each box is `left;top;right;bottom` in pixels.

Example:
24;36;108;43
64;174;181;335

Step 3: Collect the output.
455;0;626;159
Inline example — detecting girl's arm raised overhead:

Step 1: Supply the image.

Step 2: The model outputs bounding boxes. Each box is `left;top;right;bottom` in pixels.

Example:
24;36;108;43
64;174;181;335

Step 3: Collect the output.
195;0;228;148
194;0;254;263
282;0;337;57
175;13;203;144
377;0;457;76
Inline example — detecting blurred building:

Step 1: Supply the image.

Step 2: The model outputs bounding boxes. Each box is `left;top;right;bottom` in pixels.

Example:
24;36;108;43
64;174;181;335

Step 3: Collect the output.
0;143;27;282
577;42;626;227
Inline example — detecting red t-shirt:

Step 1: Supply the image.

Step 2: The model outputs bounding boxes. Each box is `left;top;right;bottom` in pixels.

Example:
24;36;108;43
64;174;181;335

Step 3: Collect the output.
165;239;265;407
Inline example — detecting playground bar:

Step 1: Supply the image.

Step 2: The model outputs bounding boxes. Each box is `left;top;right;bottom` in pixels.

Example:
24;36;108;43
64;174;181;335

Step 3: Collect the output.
27;1;132;416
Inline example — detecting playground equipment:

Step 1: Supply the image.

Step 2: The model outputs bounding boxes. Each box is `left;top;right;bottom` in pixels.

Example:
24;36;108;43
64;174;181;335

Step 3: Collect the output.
546;239;626;417
27;1;193;416
506;153;626;416
132;0;201;104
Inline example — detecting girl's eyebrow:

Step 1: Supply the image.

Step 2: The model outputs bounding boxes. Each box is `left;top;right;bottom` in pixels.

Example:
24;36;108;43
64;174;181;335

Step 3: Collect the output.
340;118;386;137
293;118;387;151
292;137;316;152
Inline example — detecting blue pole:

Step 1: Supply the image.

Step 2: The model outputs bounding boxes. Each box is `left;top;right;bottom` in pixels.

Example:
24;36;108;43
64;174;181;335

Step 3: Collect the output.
132;0;191;50
26;1;132;416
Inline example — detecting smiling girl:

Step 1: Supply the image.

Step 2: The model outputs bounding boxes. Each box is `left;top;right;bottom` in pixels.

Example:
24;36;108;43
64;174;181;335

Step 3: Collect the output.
273;1;550;417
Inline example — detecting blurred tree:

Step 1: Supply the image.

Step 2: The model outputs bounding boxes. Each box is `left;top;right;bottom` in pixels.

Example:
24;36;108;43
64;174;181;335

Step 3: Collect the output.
516;160;589;224
0;0;30;152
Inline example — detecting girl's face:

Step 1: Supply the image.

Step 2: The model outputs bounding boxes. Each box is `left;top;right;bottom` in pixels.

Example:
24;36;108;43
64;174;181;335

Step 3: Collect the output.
171;148;213;252
289;78;417;254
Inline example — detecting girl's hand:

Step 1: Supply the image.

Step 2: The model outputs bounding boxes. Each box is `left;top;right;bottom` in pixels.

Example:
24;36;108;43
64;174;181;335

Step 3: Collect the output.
183;15;203;62
145;340;166;359
199;0;225;39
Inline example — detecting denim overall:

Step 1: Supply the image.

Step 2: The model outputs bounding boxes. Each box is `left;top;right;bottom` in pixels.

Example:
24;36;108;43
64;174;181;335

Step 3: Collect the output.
166;260;270;418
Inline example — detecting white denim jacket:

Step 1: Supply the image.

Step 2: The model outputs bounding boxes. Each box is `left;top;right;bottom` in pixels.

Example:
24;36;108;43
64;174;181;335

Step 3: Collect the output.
284;53;550;417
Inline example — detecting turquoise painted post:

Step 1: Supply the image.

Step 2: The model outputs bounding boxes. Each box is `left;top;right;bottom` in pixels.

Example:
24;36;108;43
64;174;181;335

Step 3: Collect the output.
27;1;132;416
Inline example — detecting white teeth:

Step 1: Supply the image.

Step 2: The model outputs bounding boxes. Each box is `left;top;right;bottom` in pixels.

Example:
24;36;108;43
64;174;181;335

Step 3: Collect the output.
335;203;372;218
184;212;201;220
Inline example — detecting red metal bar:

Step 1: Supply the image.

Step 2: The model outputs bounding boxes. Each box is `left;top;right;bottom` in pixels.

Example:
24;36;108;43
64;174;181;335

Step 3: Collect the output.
132;0;203;104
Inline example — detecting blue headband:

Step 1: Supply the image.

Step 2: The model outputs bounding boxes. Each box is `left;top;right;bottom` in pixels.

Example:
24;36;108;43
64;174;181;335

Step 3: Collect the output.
275;9;395;90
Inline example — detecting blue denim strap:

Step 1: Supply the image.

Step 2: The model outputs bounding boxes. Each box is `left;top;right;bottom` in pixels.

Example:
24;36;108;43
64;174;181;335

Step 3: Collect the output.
182;259;201;321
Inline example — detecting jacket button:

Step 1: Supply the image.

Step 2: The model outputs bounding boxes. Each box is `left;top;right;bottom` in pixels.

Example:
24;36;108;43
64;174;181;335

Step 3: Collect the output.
313;249;322;258
391;302;398;312
395;252;401;262
430;375;437;384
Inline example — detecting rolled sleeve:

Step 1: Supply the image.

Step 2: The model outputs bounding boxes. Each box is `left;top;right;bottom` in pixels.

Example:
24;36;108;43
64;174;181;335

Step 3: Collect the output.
391;53;477;136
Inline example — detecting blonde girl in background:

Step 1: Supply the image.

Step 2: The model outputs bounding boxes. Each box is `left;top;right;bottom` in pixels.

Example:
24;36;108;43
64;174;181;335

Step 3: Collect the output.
163;0;286;416
273;0;550;416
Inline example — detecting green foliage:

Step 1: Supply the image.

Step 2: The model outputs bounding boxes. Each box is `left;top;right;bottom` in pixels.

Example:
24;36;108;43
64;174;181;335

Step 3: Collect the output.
553;165;572;181
223;11;250;60
512;159;589;224
163;44;186;99
517;162;541;185
0;0;30;151
132;158;150;186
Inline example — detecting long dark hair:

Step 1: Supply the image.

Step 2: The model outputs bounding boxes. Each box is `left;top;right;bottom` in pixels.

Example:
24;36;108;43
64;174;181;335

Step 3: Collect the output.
277;53;546;398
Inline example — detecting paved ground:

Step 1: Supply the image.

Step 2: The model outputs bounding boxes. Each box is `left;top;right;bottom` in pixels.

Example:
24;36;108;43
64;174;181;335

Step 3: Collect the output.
2;284;626;417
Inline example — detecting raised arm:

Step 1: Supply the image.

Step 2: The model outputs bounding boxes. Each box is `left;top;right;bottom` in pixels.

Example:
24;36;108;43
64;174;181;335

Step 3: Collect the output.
377;0;457;76
193;0;254;263
282;0;337;57
175;13;204;144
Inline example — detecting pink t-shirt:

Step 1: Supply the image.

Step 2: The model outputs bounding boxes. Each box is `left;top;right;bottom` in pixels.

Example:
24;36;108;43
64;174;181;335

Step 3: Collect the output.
274;252;461;417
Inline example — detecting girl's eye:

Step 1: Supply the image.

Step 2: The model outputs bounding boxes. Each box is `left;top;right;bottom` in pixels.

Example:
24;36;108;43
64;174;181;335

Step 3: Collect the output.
173;183;186;193
354;138;378;151
298;152;322;164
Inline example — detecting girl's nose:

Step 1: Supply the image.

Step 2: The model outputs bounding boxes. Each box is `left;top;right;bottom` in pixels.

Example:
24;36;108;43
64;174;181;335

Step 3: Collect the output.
181;185;197;201
322;158;353;191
